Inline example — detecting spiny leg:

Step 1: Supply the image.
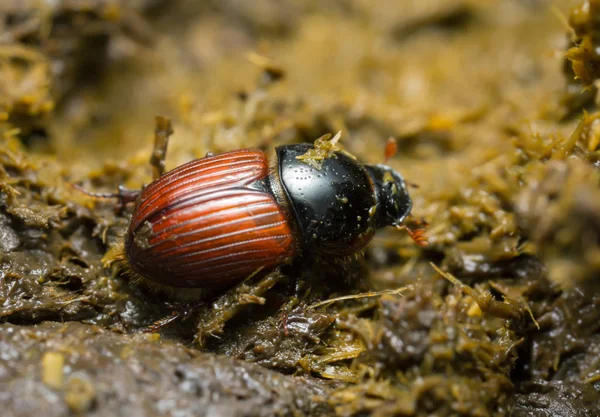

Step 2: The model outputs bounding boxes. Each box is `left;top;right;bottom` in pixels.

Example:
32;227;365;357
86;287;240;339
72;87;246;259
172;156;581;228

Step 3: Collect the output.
142;300;202;333
72;184;140;213
194;269;284;348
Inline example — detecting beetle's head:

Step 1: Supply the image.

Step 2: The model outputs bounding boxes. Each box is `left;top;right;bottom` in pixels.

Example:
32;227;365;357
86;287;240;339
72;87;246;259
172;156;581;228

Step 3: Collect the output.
365;164;412;229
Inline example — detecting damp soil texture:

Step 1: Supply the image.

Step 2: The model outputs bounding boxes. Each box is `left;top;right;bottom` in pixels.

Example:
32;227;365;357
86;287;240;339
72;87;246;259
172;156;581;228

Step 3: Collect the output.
2;1;600;416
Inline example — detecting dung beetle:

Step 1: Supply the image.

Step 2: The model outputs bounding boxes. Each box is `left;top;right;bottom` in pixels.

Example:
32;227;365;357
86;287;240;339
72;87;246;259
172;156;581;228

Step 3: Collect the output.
126;142;416;288
80;119;422;291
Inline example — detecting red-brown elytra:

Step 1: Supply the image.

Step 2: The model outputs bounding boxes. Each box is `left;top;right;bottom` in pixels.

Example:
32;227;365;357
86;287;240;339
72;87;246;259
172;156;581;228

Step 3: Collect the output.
126;149;296;288
124;141;418;289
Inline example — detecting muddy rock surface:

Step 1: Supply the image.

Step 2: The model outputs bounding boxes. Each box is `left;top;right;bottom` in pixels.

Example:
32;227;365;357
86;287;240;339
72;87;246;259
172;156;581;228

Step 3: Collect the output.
0;322;333;417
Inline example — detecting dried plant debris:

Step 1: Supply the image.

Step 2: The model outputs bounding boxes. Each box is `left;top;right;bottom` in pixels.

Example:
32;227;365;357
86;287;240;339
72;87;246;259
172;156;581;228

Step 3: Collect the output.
327;279;521;417
563;0;600;113
565;0;600;90
0;0;158;129
516;158;600;289
0;134;171;332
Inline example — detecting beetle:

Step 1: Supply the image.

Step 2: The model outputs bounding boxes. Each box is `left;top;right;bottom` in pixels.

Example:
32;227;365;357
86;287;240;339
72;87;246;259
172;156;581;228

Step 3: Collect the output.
78;119;424;291
125;142;416;288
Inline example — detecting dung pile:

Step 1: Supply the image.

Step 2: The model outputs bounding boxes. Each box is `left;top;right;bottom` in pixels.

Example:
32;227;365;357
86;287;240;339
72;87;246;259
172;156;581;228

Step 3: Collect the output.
2;1;600;416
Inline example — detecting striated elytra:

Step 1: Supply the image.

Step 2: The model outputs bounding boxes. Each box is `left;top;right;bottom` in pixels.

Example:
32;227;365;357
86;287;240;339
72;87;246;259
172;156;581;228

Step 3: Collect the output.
125;143;413;288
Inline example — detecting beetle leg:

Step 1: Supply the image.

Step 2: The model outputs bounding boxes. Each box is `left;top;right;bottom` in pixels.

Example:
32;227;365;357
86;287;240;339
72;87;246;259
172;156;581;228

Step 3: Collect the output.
141;300;201;333
73;183;140;213
116;185;140;204
150;115;174;180
194;269;284;348
142;310;183;333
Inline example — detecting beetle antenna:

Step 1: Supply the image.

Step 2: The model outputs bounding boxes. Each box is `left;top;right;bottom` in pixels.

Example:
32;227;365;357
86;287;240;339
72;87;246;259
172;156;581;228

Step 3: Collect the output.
395;223;428;247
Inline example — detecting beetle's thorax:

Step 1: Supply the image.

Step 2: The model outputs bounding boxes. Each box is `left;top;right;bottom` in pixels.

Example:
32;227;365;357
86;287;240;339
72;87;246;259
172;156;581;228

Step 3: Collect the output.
275;144;378;257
